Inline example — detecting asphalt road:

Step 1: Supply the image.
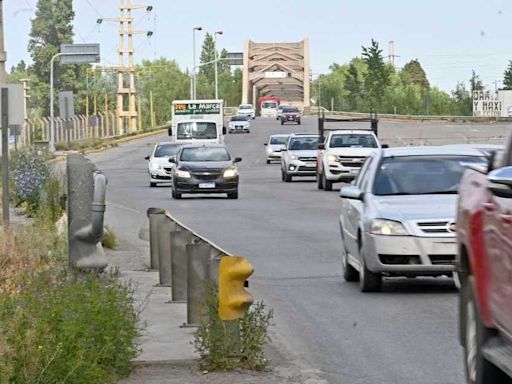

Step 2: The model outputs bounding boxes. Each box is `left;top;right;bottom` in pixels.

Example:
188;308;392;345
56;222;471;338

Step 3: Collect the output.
88;117;512;384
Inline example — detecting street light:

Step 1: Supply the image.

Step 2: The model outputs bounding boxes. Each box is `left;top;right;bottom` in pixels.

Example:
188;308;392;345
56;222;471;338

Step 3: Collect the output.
192;26;203;99
214;31;223;100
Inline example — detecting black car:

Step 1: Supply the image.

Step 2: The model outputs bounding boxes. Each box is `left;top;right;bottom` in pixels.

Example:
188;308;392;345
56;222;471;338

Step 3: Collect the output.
280;106;301;125
170;144;242;199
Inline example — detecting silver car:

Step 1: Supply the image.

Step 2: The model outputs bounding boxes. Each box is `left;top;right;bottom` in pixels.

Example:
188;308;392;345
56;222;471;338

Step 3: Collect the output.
228;115;251;133
264;134;289;164
281;133;319;182
339;146;486;292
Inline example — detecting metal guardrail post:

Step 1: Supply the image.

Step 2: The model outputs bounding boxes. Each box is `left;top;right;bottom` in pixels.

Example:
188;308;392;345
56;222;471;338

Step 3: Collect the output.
147;208;166;270
186;239;211;326
158;214;176;286
170;228;194;302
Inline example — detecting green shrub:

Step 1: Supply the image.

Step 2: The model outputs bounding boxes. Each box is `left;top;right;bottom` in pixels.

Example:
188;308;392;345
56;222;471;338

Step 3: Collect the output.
102;226;119;250
0;271;139;383
193;283;273;371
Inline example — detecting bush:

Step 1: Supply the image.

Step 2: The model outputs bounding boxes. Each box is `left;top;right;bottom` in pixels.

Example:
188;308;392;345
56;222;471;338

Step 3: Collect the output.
0;272;139;384
102;226;119;250
193;283;273;372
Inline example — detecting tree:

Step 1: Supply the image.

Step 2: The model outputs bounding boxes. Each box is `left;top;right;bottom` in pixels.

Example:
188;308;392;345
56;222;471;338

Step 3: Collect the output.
361;39;391;110
469;70;484;93
345;63;363;109
503;61;512;90
199;33;216;85
27;0;87;116
402;59;430;90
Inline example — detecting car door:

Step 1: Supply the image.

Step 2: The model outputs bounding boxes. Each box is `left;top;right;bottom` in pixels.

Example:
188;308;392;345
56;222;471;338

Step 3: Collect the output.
343;156;373;258
485;153;512;334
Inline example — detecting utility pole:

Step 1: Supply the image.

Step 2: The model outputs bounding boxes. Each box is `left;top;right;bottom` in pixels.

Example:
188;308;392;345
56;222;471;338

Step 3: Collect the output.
214;31;223;100
0;0;7;83
21;78;30;146
99;1;153;134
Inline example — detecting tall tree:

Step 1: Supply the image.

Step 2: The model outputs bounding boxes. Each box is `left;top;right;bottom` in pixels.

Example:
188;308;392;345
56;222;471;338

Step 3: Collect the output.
27;0;87;116
503;61;512;90
361;39;390;109
402;59;430;90
469;70;484;93
199;33;216;85
345;63;363;109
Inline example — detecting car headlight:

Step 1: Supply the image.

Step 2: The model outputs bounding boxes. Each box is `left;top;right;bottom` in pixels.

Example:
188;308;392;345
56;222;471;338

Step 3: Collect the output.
289;155;298;160
150;163;161;171
328;155;338;163
176;169;191;178
223;168;238;178
370;219;408;236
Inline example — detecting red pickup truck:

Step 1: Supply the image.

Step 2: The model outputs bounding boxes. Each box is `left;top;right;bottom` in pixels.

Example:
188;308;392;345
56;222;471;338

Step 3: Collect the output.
457;144;512;384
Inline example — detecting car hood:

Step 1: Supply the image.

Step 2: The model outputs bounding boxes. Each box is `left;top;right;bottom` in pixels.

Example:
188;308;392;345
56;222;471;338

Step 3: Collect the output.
178;161;232;171
150;157;174;166
268;144;285;151
327;147;378;156
288;150;317;158
370;194;458;222
229;120;249;125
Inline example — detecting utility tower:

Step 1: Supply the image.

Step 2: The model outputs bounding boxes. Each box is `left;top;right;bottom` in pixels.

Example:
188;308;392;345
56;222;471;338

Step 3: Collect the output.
388;41;399;67
100;0;153;133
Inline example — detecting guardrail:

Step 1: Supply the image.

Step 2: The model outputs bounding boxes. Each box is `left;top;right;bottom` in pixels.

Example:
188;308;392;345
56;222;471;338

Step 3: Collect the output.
146;208;232;326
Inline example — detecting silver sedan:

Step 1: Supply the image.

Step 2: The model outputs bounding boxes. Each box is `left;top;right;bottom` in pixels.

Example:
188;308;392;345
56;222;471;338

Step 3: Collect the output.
339;146;486;292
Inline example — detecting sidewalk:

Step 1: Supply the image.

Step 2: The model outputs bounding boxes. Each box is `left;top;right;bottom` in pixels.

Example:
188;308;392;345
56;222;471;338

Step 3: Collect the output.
106;227;328;384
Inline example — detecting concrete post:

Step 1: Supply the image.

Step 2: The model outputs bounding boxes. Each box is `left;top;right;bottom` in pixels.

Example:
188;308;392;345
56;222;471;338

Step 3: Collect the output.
186;240;211;326
170;229;194;302
147;207;166;270
67;154;108;271
158;215;176;286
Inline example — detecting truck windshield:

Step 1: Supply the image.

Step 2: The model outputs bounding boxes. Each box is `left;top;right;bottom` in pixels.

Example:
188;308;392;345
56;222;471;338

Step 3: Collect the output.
289;137;319;151
262;102;278;109
177;122;217;140
373;155;486;196
330;134;378;148
180;147;230;162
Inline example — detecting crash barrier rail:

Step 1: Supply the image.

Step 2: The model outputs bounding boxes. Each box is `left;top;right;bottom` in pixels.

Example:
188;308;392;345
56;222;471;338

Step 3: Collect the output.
308;108;512;123
147;208;253;326
224;107;238;116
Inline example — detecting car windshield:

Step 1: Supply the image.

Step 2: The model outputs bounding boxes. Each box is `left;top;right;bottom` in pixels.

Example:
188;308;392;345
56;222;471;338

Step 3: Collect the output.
180;147;230;162
270;136;288;145
283;107;299;113
330;134;378;148
262;101;278;109
288;137;319;151
154;144;182;157
239;105;252;110
177;122;217;140
231;116;248;121
373;155;486;196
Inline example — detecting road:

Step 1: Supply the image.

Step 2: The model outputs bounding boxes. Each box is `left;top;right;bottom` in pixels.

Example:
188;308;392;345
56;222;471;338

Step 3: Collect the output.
88;117;511;384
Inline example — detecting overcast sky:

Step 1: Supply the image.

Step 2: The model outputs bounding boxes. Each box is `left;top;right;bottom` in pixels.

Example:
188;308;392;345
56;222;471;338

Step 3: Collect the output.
5;0;512;91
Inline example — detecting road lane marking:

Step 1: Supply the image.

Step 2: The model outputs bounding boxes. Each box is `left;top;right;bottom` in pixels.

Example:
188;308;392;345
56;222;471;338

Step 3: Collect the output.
106;200;141;214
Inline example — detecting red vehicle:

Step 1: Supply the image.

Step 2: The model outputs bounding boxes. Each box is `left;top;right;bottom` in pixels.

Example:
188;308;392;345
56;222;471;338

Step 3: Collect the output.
258;96;280;118
457;142;512;384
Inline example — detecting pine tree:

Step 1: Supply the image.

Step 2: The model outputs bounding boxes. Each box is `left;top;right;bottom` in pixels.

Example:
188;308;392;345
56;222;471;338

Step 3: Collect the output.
361;39;390;110
199;33;216;85
503;61;512;90
345;63;362;110
402;59;430;90
469;70;484;93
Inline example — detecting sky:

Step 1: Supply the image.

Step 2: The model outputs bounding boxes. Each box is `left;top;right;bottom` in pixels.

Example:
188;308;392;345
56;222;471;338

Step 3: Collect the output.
4;0;512;92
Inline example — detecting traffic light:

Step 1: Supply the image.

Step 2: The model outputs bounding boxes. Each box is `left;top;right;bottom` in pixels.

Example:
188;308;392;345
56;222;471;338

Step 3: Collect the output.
218;256;254;321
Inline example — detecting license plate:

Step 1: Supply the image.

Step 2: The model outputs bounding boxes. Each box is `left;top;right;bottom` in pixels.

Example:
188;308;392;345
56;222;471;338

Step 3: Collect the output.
199;183;215;189
350;169;359;174
306;162;316;166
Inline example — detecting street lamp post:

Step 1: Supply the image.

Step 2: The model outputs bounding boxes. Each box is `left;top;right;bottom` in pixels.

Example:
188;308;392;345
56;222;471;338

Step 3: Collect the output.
192;26;203;99
214;31;223;100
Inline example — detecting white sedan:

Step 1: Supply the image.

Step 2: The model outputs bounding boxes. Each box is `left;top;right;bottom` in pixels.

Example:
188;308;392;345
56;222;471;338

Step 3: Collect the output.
228;115;251;133
236;104;255;119
145;142;184;187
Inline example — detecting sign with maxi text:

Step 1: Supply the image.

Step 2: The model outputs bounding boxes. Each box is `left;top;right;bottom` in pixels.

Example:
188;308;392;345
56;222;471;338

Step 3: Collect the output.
174;102;221;115
473;90;512;117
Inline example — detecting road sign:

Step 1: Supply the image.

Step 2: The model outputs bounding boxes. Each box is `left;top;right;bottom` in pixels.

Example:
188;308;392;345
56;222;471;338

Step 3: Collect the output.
61;43;100;64
59;91;75;120
227;52;243;66
0;84;24;126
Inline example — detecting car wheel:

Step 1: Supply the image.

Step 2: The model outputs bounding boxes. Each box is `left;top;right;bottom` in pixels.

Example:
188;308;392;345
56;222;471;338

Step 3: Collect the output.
280;120;284;125
227;191;239;199
150;182;157;188
266;159;271;164
462;276;504;384
323;173;333;191
284;171;292;182
317;171;324;190
297;120;301;125
341;226;358;282
359;241;382;292
171;188;182;200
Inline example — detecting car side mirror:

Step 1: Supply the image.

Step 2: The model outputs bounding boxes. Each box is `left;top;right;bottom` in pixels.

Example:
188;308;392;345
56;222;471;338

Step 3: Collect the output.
234;157;242;163
318;143;325;150
168;156;176;163
144;155;150;160
223;126;227;134
488;166;512;197
381;144;389;149
340;186;364;200
264;143;268;146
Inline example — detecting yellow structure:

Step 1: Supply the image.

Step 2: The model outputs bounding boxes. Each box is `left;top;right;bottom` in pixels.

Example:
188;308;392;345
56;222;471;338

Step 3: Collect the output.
218;256;254;321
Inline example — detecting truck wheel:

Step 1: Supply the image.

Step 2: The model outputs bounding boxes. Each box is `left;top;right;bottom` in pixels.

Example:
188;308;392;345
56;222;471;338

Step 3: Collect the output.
284;172;292;182
150;182;157;188
297;120;301;125
266;159;271;164
317;172;324;189
323;173;333;191
227;191;238;199
462;277;504;384
359;242;382;292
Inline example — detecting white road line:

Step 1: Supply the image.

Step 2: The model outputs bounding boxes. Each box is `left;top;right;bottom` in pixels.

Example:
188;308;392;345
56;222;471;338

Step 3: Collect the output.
106;201;141;214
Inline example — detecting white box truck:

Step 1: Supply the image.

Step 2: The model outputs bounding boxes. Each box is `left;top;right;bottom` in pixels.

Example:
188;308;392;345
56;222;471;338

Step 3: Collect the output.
169;100;225;144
